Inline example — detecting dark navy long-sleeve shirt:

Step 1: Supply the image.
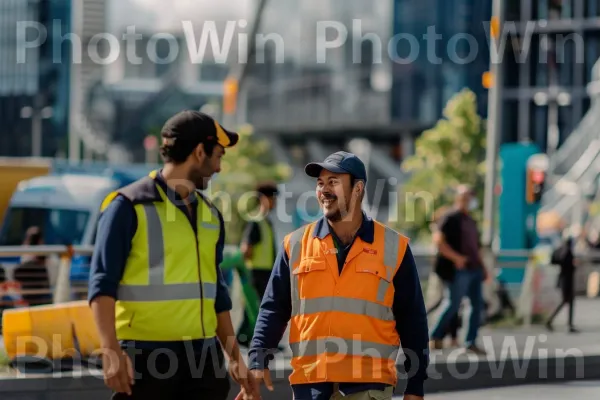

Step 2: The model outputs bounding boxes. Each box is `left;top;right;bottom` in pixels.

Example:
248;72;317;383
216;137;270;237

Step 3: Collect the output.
248;215;430;397
87;171;232;352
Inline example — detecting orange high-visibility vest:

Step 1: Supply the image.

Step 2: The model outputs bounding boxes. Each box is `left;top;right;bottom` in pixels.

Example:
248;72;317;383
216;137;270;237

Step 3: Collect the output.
283;220;409;386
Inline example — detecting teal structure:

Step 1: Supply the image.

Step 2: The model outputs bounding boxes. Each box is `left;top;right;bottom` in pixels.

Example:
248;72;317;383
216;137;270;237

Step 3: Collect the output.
497;142;544;284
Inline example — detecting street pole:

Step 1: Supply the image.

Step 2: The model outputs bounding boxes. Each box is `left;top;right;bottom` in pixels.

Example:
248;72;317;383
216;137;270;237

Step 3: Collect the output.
31;94;43;157
68;0;83;164
482;0;505;248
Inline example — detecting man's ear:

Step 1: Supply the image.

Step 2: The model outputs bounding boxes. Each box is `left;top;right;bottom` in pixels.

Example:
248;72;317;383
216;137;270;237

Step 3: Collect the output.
355;180;365;196
195;142;205;160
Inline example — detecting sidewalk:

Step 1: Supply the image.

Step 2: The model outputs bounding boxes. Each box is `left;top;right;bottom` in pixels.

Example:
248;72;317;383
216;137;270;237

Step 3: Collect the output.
0;298;598;400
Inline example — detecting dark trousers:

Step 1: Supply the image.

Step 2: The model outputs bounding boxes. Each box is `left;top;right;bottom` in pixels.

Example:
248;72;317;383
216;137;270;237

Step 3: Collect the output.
111;345;230;400
431;269;484;347
548;274;576;327
427;297;460;340
238;269;272;345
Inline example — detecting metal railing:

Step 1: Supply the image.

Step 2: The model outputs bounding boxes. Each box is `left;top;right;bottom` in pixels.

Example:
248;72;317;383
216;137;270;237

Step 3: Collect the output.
0;245;599;310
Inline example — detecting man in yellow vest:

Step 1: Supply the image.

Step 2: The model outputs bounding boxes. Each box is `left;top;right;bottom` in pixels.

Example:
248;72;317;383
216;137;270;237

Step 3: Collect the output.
238;151;430;400
88;110;259;400
236;183;279;346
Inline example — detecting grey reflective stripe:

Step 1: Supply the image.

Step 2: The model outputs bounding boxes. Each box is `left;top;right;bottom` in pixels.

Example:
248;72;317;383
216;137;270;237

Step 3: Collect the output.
119;282;216;301
118;203;217;302
144;204;165;285
288;227;306;316
289;338;399;360
118;282;217;301
377;227;400;302
292;296;394;321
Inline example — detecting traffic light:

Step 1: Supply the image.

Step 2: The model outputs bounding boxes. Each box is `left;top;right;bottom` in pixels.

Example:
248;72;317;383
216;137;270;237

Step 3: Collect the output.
526;168;546;204
223;77;238;115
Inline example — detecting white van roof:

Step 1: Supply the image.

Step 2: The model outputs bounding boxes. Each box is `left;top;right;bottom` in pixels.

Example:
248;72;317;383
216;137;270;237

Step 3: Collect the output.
11;174;119;210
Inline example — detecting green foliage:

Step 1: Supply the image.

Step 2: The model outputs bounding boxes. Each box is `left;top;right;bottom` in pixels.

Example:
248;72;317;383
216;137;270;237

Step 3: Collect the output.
398;89;487;240
207;127;292;245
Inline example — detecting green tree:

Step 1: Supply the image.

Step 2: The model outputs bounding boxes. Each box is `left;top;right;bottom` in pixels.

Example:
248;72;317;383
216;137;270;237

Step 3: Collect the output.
398;89;487;241
207;125;292;245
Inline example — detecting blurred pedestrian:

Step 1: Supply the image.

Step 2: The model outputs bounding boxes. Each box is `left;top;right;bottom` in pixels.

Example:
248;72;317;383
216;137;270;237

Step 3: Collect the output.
546;236;579;333
14;226;51;307
237;182;279;347
240;151;429;400
88;110;258;400
427;206;460;348
430;184;487;355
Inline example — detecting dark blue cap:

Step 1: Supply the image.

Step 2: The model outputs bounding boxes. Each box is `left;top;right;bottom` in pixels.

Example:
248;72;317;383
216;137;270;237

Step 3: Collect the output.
305;151;367;182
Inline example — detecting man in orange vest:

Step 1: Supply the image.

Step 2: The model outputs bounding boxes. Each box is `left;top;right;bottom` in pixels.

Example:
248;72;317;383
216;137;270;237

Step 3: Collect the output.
238;152;429;400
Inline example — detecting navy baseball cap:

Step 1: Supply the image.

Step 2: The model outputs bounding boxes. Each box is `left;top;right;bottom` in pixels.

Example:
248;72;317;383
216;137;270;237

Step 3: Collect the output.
305;151;367;182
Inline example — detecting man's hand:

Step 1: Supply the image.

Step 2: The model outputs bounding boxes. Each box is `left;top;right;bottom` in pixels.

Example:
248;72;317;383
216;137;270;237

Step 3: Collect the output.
404;395;424;400
235;369;273;400
230;361;262;400
101;346;134;395
455;255;468;269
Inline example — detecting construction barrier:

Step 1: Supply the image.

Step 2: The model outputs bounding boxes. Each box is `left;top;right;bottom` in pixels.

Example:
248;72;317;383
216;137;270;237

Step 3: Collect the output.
1;244;600;366
2;300;100;361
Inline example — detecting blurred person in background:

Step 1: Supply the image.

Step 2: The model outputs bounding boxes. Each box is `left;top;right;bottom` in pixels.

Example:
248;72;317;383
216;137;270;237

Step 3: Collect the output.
88;110;258;400
241;151;429;400
14;226;51;307
546;235;579;333
427;206;461;348
430;185;487;354
237;182;279;347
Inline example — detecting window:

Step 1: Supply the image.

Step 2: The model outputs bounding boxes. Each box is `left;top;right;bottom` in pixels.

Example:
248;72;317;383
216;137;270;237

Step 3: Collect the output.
0;207;90;246
584;0;600;17
199;63;229;82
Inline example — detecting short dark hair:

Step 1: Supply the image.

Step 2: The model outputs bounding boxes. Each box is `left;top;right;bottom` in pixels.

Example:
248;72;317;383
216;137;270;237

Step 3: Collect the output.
160;139;217;164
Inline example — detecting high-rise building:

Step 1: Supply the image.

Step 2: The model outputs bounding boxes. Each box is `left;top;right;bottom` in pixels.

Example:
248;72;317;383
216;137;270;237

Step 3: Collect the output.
243;0;492;152
501;0;600;151
0;0;108;158
0;0;71;156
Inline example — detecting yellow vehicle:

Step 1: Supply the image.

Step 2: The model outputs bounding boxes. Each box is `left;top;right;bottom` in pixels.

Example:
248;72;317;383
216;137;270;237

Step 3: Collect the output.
0;157;52;224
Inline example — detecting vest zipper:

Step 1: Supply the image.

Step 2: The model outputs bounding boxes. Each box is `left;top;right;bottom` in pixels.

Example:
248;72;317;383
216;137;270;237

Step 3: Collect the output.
196;234;206;338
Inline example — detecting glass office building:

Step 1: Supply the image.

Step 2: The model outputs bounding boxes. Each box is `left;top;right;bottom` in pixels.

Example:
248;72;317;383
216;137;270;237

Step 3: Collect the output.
0;0;71;156
390;0;492;125
501;0;600;148
243;0;493;146
244;0;395;137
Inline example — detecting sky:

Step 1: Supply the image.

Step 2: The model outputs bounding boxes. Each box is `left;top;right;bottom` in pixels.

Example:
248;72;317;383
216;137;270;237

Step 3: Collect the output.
109;0;252;32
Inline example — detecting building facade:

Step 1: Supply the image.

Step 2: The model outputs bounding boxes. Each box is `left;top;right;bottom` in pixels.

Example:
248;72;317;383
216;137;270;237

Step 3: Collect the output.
243;0;492;148
501;0;600;149
0;0;109;159
0;0;71;157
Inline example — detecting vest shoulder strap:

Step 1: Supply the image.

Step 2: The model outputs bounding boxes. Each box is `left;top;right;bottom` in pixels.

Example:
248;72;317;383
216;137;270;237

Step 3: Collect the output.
100;176;159;213
197;191;221;220
284;224;313;267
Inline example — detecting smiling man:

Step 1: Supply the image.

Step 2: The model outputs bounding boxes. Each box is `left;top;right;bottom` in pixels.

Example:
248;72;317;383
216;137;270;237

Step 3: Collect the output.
239;151;430;400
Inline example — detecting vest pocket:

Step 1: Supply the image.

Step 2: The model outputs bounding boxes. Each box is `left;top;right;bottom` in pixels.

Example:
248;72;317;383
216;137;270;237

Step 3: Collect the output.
293;258;327;298
293;258;327;275
355;264;391;282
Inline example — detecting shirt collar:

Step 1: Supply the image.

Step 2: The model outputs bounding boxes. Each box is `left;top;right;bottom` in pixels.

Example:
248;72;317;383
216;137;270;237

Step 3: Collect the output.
313;212;374;244
153;169;198;205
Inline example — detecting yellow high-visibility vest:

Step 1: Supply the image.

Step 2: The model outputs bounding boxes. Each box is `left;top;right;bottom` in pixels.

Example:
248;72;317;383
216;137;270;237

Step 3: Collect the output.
247;218;275;270
101;175;220;341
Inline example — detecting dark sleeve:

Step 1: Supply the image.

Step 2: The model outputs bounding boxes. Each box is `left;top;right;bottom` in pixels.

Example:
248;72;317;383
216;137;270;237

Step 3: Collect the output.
214;209;233;313
241;222;261;246
248;241;292;370
438;212;454;239
87;195;137;303
392;244;429;397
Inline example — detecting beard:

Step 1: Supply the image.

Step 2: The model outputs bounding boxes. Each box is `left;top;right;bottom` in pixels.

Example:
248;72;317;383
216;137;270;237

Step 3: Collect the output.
188;160;212;190
320;193;349;222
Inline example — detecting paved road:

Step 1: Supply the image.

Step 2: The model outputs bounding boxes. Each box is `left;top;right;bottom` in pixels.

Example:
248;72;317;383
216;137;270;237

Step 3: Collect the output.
394;381;600;399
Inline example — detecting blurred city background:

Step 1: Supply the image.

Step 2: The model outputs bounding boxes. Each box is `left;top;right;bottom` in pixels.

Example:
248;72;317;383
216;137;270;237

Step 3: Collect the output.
1;0;600;398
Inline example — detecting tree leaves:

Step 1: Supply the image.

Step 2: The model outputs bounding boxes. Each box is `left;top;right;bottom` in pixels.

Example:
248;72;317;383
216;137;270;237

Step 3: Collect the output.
398;89;487;241
207;128;292;245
